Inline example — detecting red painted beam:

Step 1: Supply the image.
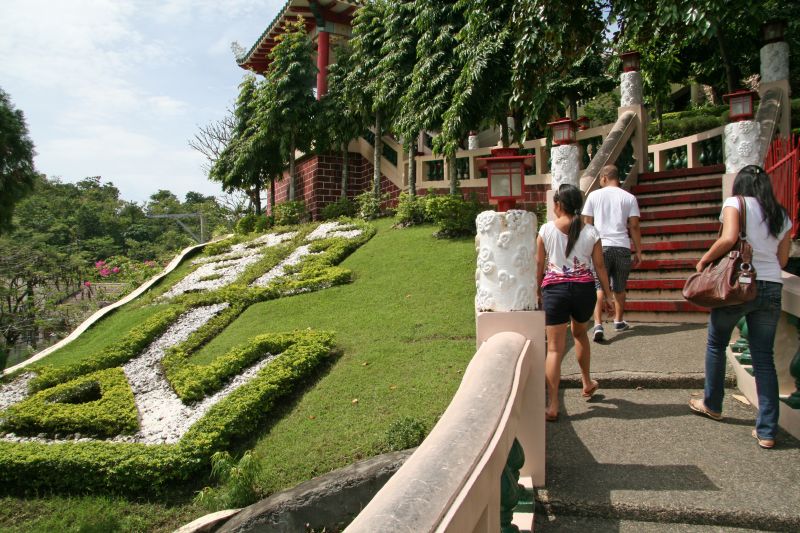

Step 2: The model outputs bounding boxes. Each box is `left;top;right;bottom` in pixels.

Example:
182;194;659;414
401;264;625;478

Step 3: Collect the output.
638;164;726;182
627;279;687;290
624;300;710;313
637;191;720;207
632;177;721;195
637;259;699;270
641;239;716;252
640;206;720;221
640;222;720;235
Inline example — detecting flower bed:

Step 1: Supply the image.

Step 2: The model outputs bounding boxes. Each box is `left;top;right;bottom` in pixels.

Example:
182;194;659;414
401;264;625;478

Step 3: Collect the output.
0;220;373;495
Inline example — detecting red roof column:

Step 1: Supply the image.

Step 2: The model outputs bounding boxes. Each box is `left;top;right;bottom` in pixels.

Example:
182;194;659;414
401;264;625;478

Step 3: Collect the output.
316;29;330;99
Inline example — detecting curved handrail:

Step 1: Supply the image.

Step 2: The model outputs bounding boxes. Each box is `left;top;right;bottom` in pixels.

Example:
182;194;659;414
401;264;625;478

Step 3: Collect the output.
756;86;784;164
580;111;637;195
345;331;535;532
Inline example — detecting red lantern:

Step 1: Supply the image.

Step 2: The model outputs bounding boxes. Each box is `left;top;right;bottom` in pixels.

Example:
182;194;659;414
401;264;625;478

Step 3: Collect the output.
576;116;591;131
548;118;577;145
476;147;534;212
723;89;758;122
620;51;641;72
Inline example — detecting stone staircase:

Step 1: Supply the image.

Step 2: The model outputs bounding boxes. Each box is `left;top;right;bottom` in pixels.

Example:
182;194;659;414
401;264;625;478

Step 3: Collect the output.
624;164;727;323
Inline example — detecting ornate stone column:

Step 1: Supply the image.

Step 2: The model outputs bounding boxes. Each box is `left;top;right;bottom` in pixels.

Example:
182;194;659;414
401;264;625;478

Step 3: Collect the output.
468;131;479;151
475;210;537;313
760;38;791;137
550;144;580;190
620;71;643;107
724;120;762;175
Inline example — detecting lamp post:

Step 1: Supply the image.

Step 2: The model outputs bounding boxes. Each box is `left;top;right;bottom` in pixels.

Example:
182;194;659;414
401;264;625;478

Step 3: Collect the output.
548;118;577;146
476;147;533;212
723;89;758;122
620;51;641;72
548;118;580;191
762;19;787;44
619;51;643;107
576;116;590;131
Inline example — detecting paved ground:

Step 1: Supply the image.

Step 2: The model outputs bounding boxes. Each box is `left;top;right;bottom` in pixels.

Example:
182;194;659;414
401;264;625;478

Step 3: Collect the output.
534;322;800;532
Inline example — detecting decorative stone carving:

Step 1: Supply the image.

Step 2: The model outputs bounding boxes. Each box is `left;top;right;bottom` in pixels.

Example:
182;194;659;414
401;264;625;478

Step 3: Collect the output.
724;120;762;174
475;210;537;312
760;41;790;84
550;144;580;190
468;132;479;150
620;71;643;106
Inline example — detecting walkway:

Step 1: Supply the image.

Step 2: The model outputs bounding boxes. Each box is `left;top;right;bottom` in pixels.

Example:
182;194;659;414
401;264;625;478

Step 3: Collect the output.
534;322;800;531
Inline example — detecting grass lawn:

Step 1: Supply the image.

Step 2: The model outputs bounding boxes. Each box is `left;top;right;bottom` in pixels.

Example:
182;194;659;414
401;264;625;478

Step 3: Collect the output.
1;217;478;531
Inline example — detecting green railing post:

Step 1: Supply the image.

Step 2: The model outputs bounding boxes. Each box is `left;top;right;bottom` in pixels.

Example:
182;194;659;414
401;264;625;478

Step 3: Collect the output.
500;438;525;533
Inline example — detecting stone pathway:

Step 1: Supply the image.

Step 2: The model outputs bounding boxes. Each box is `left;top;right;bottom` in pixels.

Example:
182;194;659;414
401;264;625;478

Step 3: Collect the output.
533;322;800;531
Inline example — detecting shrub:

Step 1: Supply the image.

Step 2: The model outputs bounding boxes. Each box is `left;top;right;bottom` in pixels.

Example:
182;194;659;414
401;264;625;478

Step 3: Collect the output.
273;201;308;226
320;197;358;220
378;416;427;452
235;214;258;235
583;91;620;126
1;368;138;438
195;451;263;510
253;214;274;233
394;192;429;227
356;190;388;220
425;194;484;238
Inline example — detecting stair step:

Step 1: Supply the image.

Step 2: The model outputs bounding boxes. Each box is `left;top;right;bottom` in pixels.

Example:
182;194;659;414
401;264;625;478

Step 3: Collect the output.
638;191;721;207
637;164;726;182
640;222;720;236
632;177;721;195
627;279;687;290
637;259;699;270
624;299;709;313
640;239;715;252
639;206;720;221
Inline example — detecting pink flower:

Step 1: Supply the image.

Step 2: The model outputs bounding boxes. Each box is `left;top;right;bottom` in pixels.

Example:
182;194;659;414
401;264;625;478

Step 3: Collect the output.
95;260;106;268
99;268;111;277
112;267;120;274
84;281;92;287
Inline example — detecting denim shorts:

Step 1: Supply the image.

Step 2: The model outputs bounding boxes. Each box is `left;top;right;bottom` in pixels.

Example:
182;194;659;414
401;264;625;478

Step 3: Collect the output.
542;282;597;325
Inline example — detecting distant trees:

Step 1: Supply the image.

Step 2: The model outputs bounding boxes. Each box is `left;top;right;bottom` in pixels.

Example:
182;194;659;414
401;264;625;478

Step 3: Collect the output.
0;88;37;235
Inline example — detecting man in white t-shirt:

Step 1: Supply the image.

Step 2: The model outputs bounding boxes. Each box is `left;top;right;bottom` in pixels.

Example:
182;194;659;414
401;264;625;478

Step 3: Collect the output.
582;165;642;341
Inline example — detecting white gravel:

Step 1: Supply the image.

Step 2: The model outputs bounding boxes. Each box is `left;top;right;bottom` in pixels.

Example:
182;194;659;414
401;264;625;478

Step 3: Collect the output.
0;372;35;411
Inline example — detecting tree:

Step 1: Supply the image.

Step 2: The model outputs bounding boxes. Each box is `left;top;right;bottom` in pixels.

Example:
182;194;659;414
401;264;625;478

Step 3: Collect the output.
262;19;317;201
0;88;37;234
189;110;235;175
211;75;283;215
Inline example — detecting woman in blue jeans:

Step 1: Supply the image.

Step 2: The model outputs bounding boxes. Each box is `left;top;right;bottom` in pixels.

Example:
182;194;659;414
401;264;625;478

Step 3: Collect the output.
689;165;791;449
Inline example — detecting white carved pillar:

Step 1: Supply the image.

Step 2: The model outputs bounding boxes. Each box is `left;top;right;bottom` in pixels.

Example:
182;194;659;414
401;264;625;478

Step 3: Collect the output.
620;71;643;107
468;131;479;151
550;144;580;190
760;40;791;137
475;210;537;313
724;120;762;175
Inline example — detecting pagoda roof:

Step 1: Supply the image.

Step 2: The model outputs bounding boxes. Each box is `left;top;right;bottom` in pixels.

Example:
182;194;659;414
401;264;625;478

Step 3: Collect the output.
236;0;362;73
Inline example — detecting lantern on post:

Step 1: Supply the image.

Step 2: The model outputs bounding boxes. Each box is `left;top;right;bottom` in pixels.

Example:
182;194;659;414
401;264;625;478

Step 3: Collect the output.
476;147;534;212
723;89;759;122
576;116;590;131
548;118;577;146
620;51;641;72
762;19;787;44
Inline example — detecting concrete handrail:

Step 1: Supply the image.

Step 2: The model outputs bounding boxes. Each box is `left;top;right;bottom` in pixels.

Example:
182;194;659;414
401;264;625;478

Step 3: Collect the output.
580;111;637;195
345;331;537;532
756;86;784;164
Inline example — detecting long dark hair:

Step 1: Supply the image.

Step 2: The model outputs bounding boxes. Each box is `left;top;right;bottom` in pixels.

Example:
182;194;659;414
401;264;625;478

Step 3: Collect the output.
732;165;787;238
554;183;584;256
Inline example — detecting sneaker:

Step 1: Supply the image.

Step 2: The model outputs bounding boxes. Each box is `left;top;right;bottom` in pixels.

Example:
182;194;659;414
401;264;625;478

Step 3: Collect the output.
592;324;604;342
613;321;630;332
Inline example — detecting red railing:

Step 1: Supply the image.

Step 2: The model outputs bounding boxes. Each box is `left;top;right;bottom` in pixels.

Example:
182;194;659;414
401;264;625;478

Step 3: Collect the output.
765;134;800;238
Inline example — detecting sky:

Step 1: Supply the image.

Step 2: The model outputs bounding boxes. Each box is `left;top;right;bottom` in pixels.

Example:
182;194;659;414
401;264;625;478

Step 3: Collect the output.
0;0;286;204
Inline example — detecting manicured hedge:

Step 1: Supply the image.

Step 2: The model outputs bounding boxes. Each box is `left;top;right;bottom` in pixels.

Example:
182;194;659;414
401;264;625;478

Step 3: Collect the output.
1;368;138;438
0;330;335;496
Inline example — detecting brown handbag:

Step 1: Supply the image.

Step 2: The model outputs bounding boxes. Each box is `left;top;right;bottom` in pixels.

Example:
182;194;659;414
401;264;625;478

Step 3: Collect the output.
682;196;757;308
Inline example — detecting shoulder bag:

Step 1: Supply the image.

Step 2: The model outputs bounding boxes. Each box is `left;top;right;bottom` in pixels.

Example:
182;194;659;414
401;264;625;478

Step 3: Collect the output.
682;195;757;308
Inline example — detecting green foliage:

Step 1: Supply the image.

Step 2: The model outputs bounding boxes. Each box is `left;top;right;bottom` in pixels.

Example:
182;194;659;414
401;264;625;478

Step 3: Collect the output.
356;191;387;220
377;417;428;453
394;192;430;227
0;88;37;235
195;451;263;510
425;194;483;238
583;91;620;127
254;215;274;233
649;114;724;144
273;201;308;227
320;198;358;220
1;368;138;438
235;214;258;234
